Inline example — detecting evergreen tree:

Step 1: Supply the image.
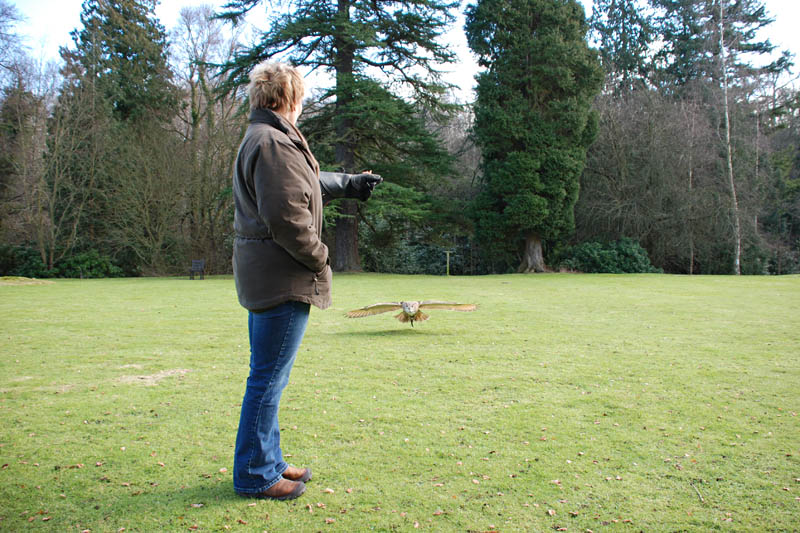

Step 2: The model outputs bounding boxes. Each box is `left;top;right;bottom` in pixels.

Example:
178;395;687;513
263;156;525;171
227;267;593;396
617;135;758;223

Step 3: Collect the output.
590;0;654;93
649;0;787;274
61;0;177;123
217;0;457;271
466;0;603;272
53;0;180;273
650;0;776;91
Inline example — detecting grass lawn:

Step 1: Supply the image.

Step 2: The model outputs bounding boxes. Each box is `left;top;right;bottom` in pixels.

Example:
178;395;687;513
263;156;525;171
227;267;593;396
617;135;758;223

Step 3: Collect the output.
1;273;798;532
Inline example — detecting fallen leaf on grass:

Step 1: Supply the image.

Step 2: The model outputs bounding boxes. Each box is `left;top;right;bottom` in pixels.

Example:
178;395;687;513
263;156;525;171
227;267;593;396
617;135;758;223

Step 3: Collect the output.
325;518;335;524
433;509;444;516
323;488;335;494
190;504;203;508
237;519;247;524
219;468;228;473
547;509;556;516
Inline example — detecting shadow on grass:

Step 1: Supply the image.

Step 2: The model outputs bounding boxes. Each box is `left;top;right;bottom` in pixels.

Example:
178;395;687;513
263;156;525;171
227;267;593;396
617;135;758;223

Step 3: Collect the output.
109;480;242;516
170;481;244;505
335;328;448;337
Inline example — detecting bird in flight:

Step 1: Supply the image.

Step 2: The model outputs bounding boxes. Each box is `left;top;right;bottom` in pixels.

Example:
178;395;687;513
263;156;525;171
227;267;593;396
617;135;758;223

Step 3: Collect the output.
346;301;477;327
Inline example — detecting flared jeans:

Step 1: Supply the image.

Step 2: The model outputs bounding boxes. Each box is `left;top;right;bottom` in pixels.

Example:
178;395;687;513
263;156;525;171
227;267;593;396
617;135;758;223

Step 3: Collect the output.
233;301;310;494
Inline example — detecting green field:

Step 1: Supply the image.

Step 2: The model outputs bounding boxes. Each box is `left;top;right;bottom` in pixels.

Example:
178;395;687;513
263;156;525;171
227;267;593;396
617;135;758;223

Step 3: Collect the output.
1;273;798;531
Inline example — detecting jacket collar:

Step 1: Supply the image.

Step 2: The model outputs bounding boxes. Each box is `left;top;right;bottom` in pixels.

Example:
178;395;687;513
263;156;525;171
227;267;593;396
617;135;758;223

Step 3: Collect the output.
249;107;319;174
250;107;302;142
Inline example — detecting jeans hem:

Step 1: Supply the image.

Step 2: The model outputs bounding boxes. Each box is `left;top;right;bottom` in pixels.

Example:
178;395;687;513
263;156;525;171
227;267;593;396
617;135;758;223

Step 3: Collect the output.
234;471;284;495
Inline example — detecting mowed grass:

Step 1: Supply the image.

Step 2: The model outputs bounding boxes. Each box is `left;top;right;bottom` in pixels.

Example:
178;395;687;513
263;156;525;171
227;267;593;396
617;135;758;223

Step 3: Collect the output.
1;273;798;532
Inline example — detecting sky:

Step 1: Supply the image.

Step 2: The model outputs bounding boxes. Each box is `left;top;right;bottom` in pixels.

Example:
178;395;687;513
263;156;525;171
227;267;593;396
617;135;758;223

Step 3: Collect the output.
9;0;800;101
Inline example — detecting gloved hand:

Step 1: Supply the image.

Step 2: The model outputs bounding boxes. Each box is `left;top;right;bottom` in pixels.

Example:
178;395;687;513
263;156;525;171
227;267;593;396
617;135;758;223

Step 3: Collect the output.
346;173;383;201
319;171;383;203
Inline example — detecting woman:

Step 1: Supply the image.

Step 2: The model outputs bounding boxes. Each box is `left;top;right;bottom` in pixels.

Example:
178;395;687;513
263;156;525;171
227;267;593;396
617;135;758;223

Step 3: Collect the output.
232;61;381;500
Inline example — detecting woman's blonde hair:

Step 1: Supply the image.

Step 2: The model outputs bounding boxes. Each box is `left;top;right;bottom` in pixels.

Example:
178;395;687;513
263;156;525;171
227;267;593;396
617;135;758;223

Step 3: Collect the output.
248;62;305;112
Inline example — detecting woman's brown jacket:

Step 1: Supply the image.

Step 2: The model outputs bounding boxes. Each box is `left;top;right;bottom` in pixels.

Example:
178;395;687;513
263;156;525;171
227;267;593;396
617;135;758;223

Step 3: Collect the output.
232;108;331;311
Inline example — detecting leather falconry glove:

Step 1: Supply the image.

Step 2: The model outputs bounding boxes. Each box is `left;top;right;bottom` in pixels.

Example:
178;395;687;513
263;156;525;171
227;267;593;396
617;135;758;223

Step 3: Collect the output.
319;171;383;203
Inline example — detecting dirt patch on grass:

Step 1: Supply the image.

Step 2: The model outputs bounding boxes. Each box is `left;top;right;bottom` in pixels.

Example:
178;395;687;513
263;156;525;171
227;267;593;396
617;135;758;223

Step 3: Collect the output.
117;368;191;386
0;276;55;286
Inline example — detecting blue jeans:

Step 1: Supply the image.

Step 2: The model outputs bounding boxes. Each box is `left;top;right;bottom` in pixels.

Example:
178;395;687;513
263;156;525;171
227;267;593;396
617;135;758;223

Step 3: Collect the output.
233;301;310;494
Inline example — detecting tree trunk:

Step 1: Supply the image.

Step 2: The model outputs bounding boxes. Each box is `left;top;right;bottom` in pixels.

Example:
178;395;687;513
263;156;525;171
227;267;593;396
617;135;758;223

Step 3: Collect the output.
333;199;361;271
518;233;546;273
331;0;361;271
719;1;742;275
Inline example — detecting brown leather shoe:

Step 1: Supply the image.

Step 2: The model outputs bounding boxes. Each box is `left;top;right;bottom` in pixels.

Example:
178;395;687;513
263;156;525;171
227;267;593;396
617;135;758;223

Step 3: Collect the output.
283;465;312;483
247;478;306;500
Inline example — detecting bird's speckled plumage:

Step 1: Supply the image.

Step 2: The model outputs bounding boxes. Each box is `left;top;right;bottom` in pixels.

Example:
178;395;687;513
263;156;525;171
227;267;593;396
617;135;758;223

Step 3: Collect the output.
346;300;477;326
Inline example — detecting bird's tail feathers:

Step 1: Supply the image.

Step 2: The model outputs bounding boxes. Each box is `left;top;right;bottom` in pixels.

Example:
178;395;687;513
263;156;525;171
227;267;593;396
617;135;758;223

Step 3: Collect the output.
415;311;430;322
394;312;410;322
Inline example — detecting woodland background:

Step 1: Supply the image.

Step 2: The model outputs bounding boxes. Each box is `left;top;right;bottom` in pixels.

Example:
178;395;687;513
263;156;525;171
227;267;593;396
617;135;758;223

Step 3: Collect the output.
0;0;798;278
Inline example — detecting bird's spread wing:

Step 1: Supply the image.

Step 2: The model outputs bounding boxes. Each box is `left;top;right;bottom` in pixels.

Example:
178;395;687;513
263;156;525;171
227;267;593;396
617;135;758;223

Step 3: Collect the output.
346;303;403;318
418;301;477;311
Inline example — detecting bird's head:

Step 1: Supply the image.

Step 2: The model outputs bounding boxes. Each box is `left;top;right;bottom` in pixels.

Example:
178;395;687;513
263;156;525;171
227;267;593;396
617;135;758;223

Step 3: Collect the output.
400;301;419;315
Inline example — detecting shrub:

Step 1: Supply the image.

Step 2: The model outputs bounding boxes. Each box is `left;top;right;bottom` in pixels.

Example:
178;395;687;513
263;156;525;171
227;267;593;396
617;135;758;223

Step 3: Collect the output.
0;244;50;278
557;238;662;273
53;250;124;278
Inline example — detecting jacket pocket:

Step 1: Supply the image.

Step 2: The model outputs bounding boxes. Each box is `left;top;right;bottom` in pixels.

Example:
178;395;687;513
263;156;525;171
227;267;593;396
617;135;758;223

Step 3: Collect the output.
313;261;329;295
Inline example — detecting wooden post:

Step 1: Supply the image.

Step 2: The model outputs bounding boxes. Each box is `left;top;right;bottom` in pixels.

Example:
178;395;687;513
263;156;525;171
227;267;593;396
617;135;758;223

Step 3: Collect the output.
445;250;454;276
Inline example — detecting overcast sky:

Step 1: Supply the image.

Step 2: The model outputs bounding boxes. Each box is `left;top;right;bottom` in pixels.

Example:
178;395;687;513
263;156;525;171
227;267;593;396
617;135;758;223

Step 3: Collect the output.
9;0;800;101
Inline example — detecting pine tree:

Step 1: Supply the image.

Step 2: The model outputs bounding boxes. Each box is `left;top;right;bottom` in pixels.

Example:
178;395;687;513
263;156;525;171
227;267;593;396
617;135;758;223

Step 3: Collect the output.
650;0;776;91
650;0;787;274
590;0;654;93
53;0;180;272
217;0;457;271
466;0;603;272
61;0;177;123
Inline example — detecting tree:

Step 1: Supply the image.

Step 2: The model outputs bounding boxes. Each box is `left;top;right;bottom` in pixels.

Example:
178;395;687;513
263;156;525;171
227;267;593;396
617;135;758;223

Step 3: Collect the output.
169;5;245;273
298;77;456;272
650;0;776;91
61;0;177;123
590;0;654;93
217;0;457;271
577;89;724;273
52;0;181;273
466;0;603;273
648;0;787;274
0;0;23;86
